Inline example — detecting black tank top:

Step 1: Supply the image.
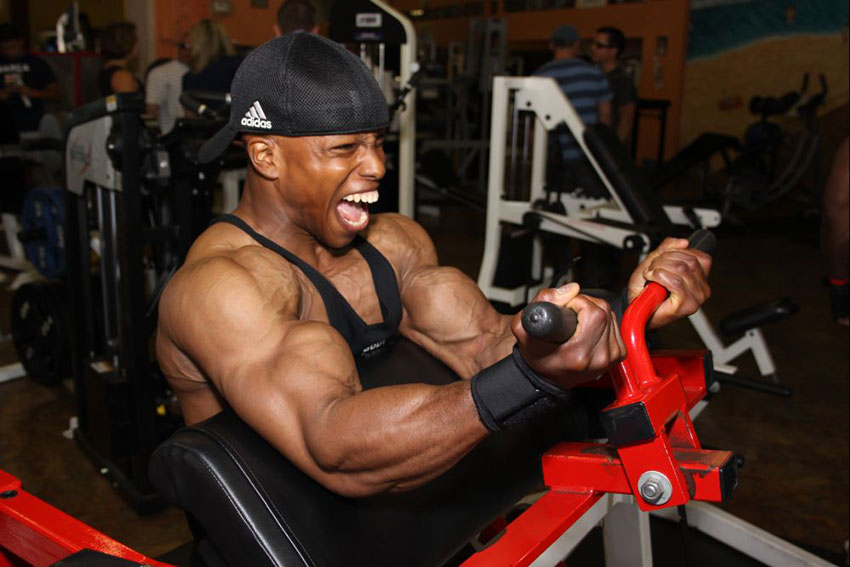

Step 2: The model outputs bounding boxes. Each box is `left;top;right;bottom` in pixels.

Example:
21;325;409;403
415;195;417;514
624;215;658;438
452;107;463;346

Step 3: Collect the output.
214;214;402;358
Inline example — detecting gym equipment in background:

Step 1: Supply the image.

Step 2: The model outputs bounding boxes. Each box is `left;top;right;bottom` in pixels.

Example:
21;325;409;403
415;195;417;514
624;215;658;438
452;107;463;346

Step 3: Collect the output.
654;74;828;219
477;76;797;383
37;92;224;513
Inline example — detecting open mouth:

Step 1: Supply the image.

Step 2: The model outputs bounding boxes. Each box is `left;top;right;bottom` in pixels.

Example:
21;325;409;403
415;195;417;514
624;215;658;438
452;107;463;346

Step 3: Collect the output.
336;190;379;230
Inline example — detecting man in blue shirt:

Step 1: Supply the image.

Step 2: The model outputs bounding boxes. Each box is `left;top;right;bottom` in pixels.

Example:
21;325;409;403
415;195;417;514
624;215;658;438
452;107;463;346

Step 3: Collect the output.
535;25;616;288
535;25;612;169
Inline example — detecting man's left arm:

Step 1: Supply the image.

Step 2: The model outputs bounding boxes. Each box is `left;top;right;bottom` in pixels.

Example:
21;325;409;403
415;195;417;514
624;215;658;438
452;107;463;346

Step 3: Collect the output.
388;216;712;375
382;215;515;378
597;72;614;127
616;101;635;143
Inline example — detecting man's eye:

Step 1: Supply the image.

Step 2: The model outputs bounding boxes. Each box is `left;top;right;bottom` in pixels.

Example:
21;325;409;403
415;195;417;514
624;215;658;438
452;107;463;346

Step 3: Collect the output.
333;144;356;151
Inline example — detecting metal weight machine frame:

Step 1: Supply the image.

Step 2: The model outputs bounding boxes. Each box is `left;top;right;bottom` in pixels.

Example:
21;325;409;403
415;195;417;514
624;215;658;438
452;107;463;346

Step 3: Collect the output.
465;254;832;567
63;93;193;513
477;76;780;380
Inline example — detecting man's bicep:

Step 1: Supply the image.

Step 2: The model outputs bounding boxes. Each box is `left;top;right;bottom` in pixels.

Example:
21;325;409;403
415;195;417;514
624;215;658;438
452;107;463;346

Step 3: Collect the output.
222;320;361;465
400;265;513;377
171;273;362;473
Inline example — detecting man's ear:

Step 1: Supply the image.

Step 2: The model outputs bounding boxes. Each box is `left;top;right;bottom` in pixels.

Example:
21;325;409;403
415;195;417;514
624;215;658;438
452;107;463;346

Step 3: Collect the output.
244;135;281;181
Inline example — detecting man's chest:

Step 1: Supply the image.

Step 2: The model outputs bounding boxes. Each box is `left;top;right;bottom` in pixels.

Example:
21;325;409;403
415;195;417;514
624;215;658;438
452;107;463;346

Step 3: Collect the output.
292;252;388;327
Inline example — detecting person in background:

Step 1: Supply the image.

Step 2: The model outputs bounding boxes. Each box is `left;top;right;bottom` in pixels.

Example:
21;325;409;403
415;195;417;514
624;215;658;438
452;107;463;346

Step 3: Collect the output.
275;0;318;37
590;26;637;145
0;23;59;140
98;22;142;96
146;36;191;134
535;25;616;289
535;25;612;164
182;19;240;96
822;136;849;325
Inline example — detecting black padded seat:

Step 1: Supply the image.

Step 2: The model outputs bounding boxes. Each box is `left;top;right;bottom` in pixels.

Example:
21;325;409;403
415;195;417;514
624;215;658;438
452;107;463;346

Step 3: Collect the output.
719;298;799;336
149;338;597;567
582;122;673;238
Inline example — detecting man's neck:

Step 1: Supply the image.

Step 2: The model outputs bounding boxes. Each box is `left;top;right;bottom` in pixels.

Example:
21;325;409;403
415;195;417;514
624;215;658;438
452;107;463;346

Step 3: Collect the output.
234;175;330;264
599;59;618;73
552;47;578;61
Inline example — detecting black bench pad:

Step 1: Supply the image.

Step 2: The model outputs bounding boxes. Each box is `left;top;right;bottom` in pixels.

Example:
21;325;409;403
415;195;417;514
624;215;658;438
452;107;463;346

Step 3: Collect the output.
719;298;799;336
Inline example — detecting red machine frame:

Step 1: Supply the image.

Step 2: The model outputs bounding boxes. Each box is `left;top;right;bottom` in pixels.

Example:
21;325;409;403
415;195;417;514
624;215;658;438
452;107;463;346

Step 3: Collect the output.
0;469;171;567
463;282;737;566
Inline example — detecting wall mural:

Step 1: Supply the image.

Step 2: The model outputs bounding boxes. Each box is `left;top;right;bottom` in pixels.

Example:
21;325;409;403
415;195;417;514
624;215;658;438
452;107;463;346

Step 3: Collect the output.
688;0;849;60
680;0;849;146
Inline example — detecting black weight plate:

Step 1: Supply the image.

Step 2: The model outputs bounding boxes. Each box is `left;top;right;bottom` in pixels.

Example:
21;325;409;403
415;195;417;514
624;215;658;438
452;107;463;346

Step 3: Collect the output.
10;282;71;386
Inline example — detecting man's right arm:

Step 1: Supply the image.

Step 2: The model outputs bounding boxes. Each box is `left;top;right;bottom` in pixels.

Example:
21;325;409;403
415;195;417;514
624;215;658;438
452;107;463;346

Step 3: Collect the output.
159;253;490;498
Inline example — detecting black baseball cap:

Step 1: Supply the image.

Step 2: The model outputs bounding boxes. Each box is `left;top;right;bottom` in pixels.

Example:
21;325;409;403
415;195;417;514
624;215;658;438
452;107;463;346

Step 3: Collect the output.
198;33;390;164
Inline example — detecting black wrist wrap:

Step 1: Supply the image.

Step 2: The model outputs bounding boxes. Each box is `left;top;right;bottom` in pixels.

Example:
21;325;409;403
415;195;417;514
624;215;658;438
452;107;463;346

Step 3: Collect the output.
470;347;570;432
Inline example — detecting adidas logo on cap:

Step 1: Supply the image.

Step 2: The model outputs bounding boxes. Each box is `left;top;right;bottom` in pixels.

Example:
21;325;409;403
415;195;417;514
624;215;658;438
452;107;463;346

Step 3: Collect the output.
241;100;272;129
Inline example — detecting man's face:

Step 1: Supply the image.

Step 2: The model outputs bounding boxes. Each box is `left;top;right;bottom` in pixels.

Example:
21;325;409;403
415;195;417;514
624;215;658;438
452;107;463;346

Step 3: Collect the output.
0;39;24;60
590;33;615;65
273;131;386;248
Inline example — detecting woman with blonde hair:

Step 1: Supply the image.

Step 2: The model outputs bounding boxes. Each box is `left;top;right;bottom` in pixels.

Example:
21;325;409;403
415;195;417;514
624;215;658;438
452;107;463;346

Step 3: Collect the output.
182;19;241;95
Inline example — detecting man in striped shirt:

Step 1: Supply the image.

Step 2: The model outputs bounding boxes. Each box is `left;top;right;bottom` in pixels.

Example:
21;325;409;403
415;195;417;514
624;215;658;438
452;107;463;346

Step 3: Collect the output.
535;25;616;288
535;25;612;195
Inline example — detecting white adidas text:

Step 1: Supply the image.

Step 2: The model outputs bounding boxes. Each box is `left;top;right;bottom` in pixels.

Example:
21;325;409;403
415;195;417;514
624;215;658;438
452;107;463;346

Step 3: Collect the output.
241;101;272;129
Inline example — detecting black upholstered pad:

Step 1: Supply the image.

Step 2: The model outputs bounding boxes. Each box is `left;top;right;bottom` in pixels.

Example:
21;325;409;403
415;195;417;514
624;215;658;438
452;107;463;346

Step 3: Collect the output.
583;123;672;233
150;338;585;567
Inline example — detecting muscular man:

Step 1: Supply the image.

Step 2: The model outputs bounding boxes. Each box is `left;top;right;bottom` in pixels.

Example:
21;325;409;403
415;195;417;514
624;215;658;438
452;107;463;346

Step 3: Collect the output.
590;26;637;145
156;34;711;498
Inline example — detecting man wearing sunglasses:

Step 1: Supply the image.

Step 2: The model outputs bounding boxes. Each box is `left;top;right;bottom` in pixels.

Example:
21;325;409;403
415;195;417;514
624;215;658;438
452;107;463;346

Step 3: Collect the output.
590;26;637;145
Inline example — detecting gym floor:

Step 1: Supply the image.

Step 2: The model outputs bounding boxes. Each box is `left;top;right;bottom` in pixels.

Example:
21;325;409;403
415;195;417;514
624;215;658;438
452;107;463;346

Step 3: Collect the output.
1;104;847;564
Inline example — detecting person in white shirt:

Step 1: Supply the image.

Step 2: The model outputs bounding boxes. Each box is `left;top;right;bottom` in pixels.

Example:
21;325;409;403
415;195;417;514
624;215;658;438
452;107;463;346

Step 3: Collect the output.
145;38;191;134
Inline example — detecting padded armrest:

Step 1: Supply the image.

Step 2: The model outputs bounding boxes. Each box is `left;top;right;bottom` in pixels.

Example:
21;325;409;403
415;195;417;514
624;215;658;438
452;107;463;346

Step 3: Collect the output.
150;338;590;567
583;123;672;234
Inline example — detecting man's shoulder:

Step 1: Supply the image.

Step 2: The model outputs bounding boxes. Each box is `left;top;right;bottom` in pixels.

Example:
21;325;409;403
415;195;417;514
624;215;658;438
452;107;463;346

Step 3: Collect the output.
164;228;302;319
366;213;429;249
363;213;437;273
535;57;602;78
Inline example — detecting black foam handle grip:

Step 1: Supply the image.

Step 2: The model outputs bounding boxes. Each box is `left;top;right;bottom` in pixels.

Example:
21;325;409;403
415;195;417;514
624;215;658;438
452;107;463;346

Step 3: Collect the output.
521;302;578;344
687;229;717;255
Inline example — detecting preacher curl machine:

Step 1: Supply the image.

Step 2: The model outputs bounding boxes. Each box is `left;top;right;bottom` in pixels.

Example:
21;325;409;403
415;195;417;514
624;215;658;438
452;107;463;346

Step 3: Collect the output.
2;228;833;565
1;231;735;566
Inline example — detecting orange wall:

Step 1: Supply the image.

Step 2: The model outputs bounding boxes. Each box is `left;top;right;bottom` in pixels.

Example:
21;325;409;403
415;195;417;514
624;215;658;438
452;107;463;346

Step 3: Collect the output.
28;0;124;47
154;0;279;59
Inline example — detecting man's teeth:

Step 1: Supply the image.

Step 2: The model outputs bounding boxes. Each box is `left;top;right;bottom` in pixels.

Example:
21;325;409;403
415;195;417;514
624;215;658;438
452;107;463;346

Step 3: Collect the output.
342;190;379;204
